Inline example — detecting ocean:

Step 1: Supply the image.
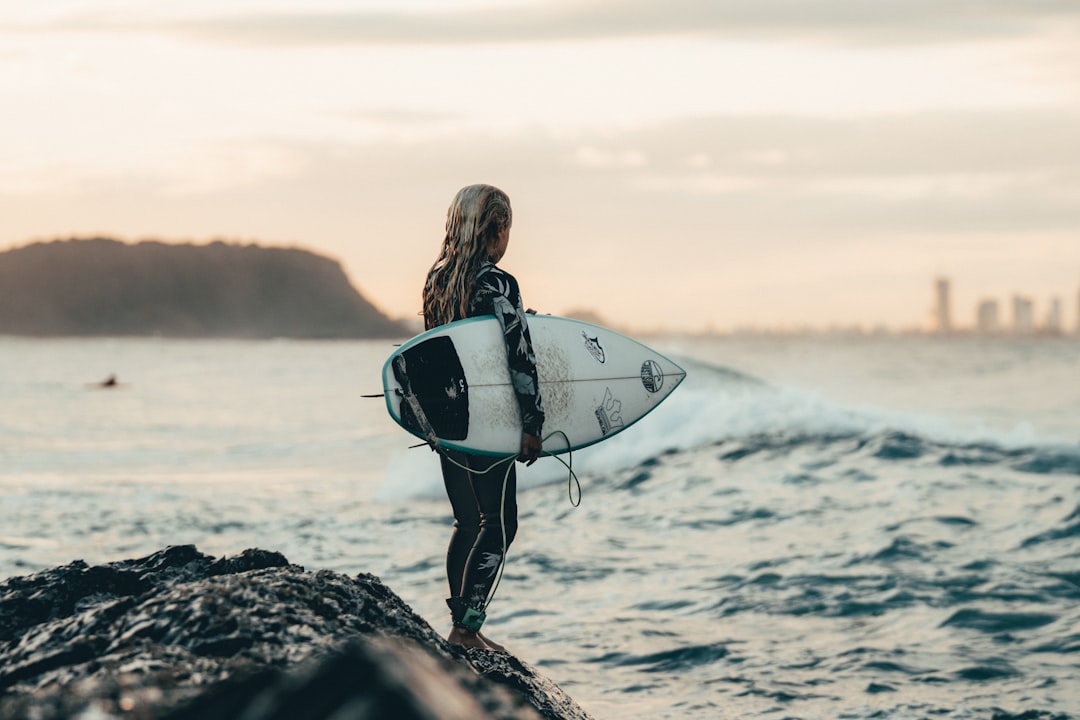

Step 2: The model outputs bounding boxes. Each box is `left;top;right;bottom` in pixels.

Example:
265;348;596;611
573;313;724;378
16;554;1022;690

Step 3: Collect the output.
2;334;1078;719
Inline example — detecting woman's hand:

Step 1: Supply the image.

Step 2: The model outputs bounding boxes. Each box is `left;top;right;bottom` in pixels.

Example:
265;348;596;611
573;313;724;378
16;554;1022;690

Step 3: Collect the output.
519;433;542;466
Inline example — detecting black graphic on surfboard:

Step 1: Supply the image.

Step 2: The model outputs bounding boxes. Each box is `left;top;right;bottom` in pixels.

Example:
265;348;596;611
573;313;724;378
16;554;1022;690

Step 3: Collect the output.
594;388;625;435
392;335;470;441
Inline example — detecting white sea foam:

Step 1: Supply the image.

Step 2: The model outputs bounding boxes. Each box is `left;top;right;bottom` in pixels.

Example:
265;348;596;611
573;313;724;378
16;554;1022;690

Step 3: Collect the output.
378;349;1076;501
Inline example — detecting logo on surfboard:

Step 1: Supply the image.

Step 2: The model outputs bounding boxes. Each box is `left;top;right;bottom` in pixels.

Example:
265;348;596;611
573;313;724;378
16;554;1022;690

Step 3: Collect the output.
640;360;664;393
581;331;606;364
595;388;624;435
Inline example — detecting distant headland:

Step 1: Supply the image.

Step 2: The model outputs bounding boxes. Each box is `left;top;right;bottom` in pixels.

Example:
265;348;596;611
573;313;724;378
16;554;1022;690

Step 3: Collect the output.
0;238;410;339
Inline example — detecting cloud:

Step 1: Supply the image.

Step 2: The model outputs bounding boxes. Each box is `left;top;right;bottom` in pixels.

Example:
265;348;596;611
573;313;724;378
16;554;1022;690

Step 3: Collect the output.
620;111;1080;179
571;146;648;169
4;106;1078;329
605;111;1080;235
5;107;1079;236
34;0;1080;47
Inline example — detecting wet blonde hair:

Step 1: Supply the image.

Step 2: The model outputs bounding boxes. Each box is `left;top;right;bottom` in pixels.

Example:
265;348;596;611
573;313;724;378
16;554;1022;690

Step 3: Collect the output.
423;184;512;329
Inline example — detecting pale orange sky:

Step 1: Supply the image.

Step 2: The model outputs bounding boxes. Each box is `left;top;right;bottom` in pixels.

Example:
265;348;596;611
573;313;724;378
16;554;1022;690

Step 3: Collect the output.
2;1;1079;333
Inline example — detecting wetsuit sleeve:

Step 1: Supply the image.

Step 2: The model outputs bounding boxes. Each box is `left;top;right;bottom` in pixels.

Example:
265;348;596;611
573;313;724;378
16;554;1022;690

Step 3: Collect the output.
471;269;545;438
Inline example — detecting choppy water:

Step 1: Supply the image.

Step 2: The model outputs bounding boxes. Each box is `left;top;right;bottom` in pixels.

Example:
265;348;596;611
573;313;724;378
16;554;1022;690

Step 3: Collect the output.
2;334;1078;719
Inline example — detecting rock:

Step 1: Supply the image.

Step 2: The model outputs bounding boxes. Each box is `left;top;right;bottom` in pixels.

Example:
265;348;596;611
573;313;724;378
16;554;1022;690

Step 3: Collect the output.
0;546;590;720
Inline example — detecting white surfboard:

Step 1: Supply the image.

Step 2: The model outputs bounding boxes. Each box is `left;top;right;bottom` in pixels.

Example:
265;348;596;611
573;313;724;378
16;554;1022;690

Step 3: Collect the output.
382;315;686;456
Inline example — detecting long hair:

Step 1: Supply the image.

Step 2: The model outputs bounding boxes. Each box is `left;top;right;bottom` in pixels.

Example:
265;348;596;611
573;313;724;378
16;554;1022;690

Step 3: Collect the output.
423;184;512;329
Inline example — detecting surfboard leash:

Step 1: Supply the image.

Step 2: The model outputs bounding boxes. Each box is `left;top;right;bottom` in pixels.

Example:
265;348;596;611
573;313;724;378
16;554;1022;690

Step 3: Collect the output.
436;451;516;617
362;388;583;506
438;433;581;623
477;436;581;617
541;430;582;508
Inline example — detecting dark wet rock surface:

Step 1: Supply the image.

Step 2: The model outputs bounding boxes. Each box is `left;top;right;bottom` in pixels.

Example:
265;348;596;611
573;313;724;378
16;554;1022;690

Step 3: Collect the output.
0;546;590;719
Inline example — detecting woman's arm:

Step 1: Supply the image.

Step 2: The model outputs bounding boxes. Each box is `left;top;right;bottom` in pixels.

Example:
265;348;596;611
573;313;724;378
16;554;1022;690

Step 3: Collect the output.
472;268;545;454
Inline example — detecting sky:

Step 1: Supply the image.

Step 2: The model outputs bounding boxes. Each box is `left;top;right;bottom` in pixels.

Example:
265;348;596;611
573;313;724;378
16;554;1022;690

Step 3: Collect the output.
2;0;1079;333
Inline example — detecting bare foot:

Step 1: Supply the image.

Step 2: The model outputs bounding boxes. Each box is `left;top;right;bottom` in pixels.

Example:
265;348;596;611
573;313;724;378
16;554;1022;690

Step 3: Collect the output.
477;631;507;652
447;626;488;649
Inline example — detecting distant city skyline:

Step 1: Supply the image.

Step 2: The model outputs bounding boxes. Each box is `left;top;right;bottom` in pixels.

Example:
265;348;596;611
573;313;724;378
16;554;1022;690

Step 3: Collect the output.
933;276;1080;336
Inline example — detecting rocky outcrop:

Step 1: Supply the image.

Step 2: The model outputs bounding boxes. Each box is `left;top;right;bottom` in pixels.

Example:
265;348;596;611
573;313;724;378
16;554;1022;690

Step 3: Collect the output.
0;238;408;338
0;546;590;720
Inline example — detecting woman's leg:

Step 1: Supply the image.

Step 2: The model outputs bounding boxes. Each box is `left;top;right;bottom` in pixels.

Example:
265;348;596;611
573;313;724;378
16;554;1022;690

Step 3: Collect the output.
441;450;480;599
441;451;518;649
459;455;517;610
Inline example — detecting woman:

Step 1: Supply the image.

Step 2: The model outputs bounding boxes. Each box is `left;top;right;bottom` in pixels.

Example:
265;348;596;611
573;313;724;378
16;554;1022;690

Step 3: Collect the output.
422;184;544;650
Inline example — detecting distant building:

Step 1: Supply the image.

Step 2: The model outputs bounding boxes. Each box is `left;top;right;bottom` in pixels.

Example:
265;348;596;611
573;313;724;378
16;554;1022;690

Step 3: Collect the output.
934;277;952;333
1012;295;1035;334
1045;297;1063;334
976;299;1000;334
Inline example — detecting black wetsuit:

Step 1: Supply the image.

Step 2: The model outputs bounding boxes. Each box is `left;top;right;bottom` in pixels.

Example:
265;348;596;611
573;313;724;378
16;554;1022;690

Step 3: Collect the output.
427;261;544;626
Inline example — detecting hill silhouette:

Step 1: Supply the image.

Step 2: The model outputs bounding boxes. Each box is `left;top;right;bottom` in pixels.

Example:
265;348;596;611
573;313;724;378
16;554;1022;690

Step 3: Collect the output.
0;238;409;338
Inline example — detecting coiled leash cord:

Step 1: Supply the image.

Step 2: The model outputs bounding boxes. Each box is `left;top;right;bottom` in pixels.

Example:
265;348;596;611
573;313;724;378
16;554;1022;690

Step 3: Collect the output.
366;381;580;616
436;430;581;617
